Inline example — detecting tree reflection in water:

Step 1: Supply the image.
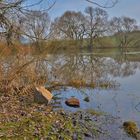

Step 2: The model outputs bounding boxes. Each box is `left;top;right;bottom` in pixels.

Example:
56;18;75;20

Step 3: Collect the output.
0;52;139;89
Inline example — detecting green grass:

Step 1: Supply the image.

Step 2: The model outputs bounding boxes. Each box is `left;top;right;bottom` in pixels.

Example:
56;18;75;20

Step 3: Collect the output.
94;31;140;48
46;31;140;52
0;31;140;55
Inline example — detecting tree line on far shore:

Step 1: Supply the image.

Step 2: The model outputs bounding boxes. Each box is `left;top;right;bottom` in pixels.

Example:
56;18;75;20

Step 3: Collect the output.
0;2;140;51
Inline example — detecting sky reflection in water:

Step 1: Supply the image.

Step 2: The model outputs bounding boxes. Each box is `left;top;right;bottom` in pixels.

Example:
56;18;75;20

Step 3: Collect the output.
52;52;140;124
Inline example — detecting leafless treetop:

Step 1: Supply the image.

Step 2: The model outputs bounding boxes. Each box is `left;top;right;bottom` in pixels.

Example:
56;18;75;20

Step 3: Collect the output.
85;0;118;8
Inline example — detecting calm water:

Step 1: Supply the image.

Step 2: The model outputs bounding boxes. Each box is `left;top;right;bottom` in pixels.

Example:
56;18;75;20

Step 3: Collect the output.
50;51;140;124
2;49;139;139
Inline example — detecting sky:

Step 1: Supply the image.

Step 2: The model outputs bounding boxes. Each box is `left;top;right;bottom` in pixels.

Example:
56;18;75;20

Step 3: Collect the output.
46;0;140;23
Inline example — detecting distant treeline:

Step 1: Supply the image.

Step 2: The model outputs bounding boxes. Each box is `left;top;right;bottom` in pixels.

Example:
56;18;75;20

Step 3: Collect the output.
0;1;140;52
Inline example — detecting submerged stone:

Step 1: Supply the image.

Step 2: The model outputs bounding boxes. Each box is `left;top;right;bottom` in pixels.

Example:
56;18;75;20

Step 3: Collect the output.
65;97;80;107
84;96;90;102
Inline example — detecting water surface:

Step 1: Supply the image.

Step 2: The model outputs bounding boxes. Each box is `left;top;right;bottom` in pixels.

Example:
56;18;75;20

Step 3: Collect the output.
50;50;140;125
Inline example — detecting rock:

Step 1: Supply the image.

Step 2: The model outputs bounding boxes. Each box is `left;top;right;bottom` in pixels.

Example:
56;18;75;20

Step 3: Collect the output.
123;121;139;139
84;133;92;138
34;86;53;104
84;96;90;102
65;98;80;107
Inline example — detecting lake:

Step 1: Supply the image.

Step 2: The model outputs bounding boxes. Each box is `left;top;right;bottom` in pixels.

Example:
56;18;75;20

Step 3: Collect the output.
1;48;140;139
47;49;140;126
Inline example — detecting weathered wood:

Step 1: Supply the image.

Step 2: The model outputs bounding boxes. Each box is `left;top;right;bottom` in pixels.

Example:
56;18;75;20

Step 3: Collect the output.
34;86;53;104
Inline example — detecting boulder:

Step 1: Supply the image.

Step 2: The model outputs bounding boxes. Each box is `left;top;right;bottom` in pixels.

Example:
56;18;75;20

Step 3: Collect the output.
34;86;53;104
65;97;80;107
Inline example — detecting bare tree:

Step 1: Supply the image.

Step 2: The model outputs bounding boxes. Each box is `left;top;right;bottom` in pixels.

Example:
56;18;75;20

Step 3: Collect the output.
0;0;117;46
51;11;86;41
0;0;55;45
85;7;108;48
21;10;51;51
0;0;22;45
110;16;138;50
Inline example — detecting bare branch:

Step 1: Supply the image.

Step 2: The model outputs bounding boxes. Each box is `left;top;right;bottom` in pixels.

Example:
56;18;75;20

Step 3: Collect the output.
85;0;118;8
21;0;56;12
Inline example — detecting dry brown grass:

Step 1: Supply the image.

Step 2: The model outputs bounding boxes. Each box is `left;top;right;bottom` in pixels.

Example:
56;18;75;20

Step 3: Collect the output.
0;49;51;124
68;79;86;88
0;52;48;96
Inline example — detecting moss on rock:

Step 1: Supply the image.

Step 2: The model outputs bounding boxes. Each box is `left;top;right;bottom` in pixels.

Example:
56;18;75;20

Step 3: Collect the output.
123;121;139;139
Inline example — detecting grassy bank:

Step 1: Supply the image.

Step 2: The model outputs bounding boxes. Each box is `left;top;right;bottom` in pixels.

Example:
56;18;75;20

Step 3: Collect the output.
0;31;140;55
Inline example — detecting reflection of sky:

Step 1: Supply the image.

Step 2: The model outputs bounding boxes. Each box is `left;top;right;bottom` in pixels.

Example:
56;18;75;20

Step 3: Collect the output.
52;60;140;123
116;68;140;92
